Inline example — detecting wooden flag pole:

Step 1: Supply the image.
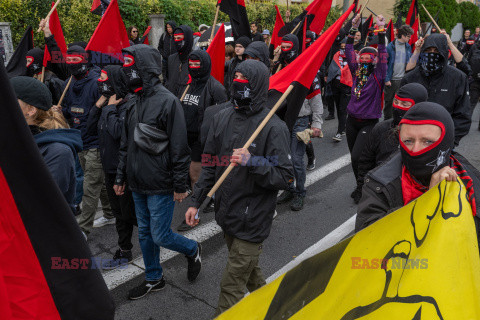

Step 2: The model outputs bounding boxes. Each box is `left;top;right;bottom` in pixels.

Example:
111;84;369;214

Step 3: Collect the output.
358;0;370;17
37;0;62;32
417;13;422;37
286;0;290;22
206;84;295;198
57;76;72;106
210;6;220;41
40;66;45;83
276;64;282;74
291;20;303;34
180;85;190;102
421;4;441;31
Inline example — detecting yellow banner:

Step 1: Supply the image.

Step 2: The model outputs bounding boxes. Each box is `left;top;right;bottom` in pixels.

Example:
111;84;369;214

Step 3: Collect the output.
217;179;480;320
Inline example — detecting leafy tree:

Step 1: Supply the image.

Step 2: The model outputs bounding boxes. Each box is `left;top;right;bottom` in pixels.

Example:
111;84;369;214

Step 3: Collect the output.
458;1;480;32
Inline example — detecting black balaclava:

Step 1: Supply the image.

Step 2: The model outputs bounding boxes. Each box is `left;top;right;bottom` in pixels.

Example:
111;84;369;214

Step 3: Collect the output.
122;53;143;93
244;41;270;69
232;59;269;113
466;36;475;52
305;31;316;48
419;34;448;77
173;25;193;58
188;50;211;82
26;48;44;77
392;83;428;126
399;102;455;186
97;69;115;98
107;65;129;99
280;34;299;64
66;45;89;79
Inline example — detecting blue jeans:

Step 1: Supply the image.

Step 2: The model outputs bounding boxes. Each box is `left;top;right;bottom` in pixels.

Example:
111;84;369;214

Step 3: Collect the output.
132;192;198;281
288;116;309;197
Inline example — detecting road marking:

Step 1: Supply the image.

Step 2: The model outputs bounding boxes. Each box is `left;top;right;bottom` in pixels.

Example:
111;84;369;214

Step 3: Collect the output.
103;154;352;290
266;214;356;283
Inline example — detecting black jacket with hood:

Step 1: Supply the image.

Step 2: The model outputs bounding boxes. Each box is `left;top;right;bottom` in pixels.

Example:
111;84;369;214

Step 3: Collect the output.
182;50;227;135
189;60;294;243
244;41;271;70
158;20;178;59
166;25;193;98
116;45;190;194
86;65;135;175
401;34;471;145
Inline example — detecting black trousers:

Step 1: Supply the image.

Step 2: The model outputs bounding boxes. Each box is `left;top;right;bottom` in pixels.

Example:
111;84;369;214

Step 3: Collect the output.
331;79;351;134
346;116;378;184
105;172;137;251
469;79;480;122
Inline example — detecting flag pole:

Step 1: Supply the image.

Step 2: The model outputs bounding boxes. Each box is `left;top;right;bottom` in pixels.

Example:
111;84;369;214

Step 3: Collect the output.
180;85;190;101
206;84;295;198
37;0;62;32
210;5;220;41
291;20;303;34
276;64;282;74
40;66;45;83
421;4;440;31
417;13;422;38
57;75;72;106
286;0;290;23
358;0;370;16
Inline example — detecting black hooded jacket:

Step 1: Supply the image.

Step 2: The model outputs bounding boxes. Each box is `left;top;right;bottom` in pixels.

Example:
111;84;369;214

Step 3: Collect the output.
158;20;178;59
401;34;471;145
86;65;135;174
244;41;271;69
116;45;190;194
166;25;193;98
182;50;227;135
189;60;294;243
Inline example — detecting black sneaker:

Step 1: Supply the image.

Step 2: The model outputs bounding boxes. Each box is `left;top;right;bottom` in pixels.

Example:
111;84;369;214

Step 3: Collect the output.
290;194;304;211
353;190;362;204
277;190;294;204
128;277;165;300
325;114;335;120
203;199;215;214
103;249;133;270
306;158;316;171
186;242;202;282
177;219;200;232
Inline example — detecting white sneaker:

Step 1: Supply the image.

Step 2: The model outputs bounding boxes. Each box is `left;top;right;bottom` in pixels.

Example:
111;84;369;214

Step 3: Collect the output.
93;216;116;228
82;231;88;241
332;133;342;142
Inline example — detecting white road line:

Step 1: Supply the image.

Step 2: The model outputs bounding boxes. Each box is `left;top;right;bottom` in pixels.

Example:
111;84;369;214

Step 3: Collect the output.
103;154;352;290
266;214;357;283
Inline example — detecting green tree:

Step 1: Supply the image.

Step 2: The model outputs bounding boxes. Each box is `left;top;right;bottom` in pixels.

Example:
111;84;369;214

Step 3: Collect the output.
458;1;480;31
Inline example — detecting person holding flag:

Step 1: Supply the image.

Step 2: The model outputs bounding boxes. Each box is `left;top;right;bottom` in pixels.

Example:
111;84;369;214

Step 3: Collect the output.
184;59;294;316
345;13;388;204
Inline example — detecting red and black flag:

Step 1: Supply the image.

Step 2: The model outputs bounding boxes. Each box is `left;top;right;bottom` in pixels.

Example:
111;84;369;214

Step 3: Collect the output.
361;14;373;42
406;0;419;49
353;0;359;14
5;26;33;78
0;63;115;318
207;23;225;84
269;4;355;131
394;12;403;29
91;0;110;15
218;0;251;39
86;0;130;62
270;5;285;51
140;26;152;45
43;2;67;69
304;0;333;34
386;19;394;43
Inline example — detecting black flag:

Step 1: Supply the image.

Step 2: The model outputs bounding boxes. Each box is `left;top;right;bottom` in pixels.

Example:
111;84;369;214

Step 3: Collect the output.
5;26;34;78
218;0;251;39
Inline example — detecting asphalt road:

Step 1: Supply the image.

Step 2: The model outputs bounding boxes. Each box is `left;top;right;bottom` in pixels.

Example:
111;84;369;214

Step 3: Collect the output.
86;107;480;320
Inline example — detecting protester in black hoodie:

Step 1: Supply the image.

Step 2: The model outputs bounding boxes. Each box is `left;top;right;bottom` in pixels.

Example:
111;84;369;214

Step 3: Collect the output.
11;76;82;214
272;33;299;73
224;36;251;96
244;41;271;70
355;83;428;203
185;59;294;316
166;25;193;98
401;33;471;145
86;65;137;267
158;20;177;82
115;44;201;300
25;48;64;104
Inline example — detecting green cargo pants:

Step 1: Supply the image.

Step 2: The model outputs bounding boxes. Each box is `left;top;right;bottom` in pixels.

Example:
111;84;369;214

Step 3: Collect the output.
214;233;266;317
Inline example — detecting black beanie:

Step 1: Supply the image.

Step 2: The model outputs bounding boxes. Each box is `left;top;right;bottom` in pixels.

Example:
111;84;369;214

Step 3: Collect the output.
26;48;44;64
67;45;87;55
399;102;455;186
10;76;52;111
359;46;378;56
235;36;252;49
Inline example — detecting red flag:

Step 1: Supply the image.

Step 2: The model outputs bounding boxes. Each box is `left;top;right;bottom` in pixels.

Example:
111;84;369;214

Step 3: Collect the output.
271;5;285;49
91;0;110;15
141;26;152;45
43;2;67;67
86;0;129;59
305;0;333;34
269;4;355;130
386;19;394;43
207;24;226;84
302;16;307;53
406;0;419;49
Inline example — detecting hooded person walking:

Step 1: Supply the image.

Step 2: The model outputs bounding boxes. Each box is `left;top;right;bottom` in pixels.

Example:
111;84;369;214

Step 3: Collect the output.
224;36;252;96
158;20;177;81
166;25;193;98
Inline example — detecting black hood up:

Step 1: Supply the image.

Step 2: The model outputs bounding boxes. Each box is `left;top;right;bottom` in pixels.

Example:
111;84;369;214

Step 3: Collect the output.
281;34;299;52
165;20;177;32
103;65;129;99
188;50;211;81
174;25;193;57
122;44;162;93
244;41;270;69
421;34;449;66
234;59;269;113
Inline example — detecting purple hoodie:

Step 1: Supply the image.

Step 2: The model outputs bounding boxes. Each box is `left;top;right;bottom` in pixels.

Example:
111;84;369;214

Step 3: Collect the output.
345;42;387;119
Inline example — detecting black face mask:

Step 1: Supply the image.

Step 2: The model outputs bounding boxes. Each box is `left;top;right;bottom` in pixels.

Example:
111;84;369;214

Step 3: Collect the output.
188;61;202;79
115;70;130;99
174;33;186;52
26;60;42;77
123;55;143;93
280;49;297;64
232;79;252;110
97;75;115;98
420;52;443;75
67;62;88;78
393;108;407;127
